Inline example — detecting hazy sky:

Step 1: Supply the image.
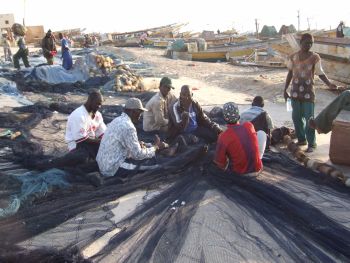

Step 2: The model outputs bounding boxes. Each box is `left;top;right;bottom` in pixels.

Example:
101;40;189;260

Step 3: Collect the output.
1;0;349;33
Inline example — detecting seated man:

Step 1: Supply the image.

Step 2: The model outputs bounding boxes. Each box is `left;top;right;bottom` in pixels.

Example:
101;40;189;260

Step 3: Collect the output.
97;98;166;177
41;89;106;169
309;90;350;134
143;77;176;133
240;95;274;146
214;102;266;175
168;85;222;143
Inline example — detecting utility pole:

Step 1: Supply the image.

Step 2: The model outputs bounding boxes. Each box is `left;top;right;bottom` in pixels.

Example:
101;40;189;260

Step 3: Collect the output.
297;10;300;32
255;19;259;39
23;0;26;26
307;17;311;30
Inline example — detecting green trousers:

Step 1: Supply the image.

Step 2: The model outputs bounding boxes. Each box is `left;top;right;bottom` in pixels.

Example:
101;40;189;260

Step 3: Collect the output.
13;48;30;69
314;90;350;134
291;99;316;147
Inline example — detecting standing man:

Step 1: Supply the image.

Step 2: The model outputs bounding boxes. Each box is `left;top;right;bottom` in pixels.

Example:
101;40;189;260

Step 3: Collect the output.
139;32;148;47
13;33;30;69
97;98;166;177
214;102;264;175
2;34;12;62
58;33;73;70
143;77;176;133
336;21;345;38
283;33;337;152
42;29;57;65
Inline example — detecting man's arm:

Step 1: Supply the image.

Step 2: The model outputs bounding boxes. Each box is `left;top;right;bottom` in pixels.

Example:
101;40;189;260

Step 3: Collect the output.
213;138;229;170
284;70;293;100
194;101;222;133
153;100;169;128
169;102;189;131
123;127;156;161
319;75;337;89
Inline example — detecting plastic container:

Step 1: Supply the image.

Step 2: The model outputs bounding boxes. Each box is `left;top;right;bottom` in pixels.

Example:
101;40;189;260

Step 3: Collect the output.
286;98;292;112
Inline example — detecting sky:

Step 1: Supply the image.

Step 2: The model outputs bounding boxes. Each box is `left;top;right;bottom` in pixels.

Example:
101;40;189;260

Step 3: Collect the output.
1;0;349;34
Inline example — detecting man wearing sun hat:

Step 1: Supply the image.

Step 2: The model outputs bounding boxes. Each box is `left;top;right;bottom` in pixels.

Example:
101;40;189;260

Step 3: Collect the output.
214;102;265;175
143;76;177;133
97;97;166;177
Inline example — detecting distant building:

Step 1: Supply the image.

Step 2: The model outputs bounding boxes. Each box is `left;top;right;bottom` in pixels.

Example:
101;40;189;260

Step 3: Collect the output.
26;26;45;44
279;25;297;35
0;13;15;33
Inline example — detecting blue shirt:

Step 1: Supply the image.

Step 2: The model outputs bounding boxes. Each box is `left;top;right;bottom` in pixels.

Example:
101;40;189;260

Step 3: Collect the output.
184;105;198;133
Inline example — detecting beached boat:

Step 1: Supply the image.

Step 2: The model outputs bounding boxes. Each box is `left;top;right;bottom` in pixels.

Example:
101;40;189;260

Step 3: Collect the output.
280;34;350;84
228;49;286;68
189;39;279;62
110;23;186;47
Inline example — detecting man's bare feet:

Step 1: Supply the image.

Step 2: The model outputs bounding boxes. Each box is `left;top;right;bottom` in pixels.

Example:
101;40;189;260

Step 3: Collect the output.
308;118;322;134
160;143;179;157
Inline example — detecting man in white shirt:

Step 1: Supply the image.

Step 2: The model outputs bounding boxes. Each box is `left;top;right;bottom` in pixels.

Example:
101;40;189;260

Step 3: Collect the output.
41;89;106;170
97;98;166;177
143;77;176;133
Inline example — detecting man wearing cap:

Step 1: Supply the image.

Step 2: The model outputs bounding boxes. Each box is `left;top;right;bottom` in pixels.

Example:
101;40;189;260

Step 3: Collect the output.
168;85;222;143
143;77;177;133
42;29;57;65
97;98;166;177
214;102;266;175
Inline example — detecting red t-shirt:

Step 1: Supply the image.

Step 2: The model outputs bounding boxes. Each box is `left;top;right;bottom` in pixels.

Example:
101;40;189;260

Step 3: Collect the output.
214;122;262;174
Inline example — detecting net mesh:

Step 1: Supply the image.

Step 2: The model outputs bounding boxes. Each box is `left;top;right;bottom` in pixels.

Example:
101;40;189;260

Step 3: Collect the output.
0;103;349;262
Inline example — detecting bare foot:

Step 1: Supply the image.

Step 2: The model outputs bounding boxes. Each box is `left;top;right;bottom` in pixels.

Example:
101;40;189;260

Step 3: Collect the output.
160;143;179;157
308;118;322;134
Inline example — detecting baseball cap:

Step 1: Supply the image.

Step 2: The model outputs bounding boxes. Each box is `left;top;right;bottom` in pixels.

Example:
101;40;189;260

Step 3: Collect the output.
222;102;240;123
160;77;174;89
125;98;148;111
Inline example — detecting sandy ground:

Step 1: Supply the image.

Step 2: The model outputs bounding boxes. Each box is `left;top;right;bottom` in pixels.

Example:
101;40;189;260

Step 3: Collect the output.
1;45;349;177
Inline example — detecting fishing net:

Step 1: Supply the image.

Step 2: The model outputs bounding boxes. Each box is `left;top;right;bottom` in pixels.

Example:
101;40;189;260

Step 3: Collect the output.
0;103;350;262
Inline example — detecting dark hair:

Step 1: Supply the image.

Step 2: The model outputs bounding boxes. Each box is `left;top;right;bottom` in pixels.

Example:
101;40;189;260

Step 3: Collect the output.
87;89;102;101
252;96;264;107
300;33;313;43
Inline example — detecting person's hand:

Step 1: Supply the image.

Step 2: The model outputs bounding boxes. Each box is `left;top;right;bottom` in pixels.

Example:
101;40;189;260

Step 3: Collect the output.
153;135;165;150
180;97;192;111
181;111;189;120
283;90;290;101
328;83;337;90
139;141;146;148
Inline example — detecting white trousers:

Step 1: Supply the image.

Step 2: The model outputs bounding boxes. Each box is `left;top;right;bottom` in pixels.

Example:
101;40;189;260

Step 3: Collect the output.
257;130;267;159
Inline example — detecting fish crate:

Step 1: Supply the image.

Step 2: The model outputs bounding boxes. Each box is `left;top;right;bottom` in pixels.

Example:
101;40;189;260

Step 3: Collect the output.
329;110;350;165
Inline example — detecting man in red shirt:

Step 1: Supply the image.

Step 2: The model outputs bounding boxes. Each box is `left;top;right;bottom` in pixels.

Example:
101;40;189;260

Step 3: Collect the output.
214;102;265;175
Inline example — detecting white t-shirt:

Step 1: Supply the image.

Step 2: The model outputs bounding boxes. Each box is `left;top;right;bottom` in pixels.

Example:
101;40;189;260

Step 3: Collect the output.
65;105;107;151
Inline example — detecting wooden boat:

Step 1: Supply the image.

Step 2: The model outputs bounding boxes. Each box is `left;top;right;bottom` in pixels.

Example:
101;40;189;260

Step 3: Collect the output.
228;50;286;68
281;34;350;84
110;23;186;47
204;35;247;48
189;40;276;62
